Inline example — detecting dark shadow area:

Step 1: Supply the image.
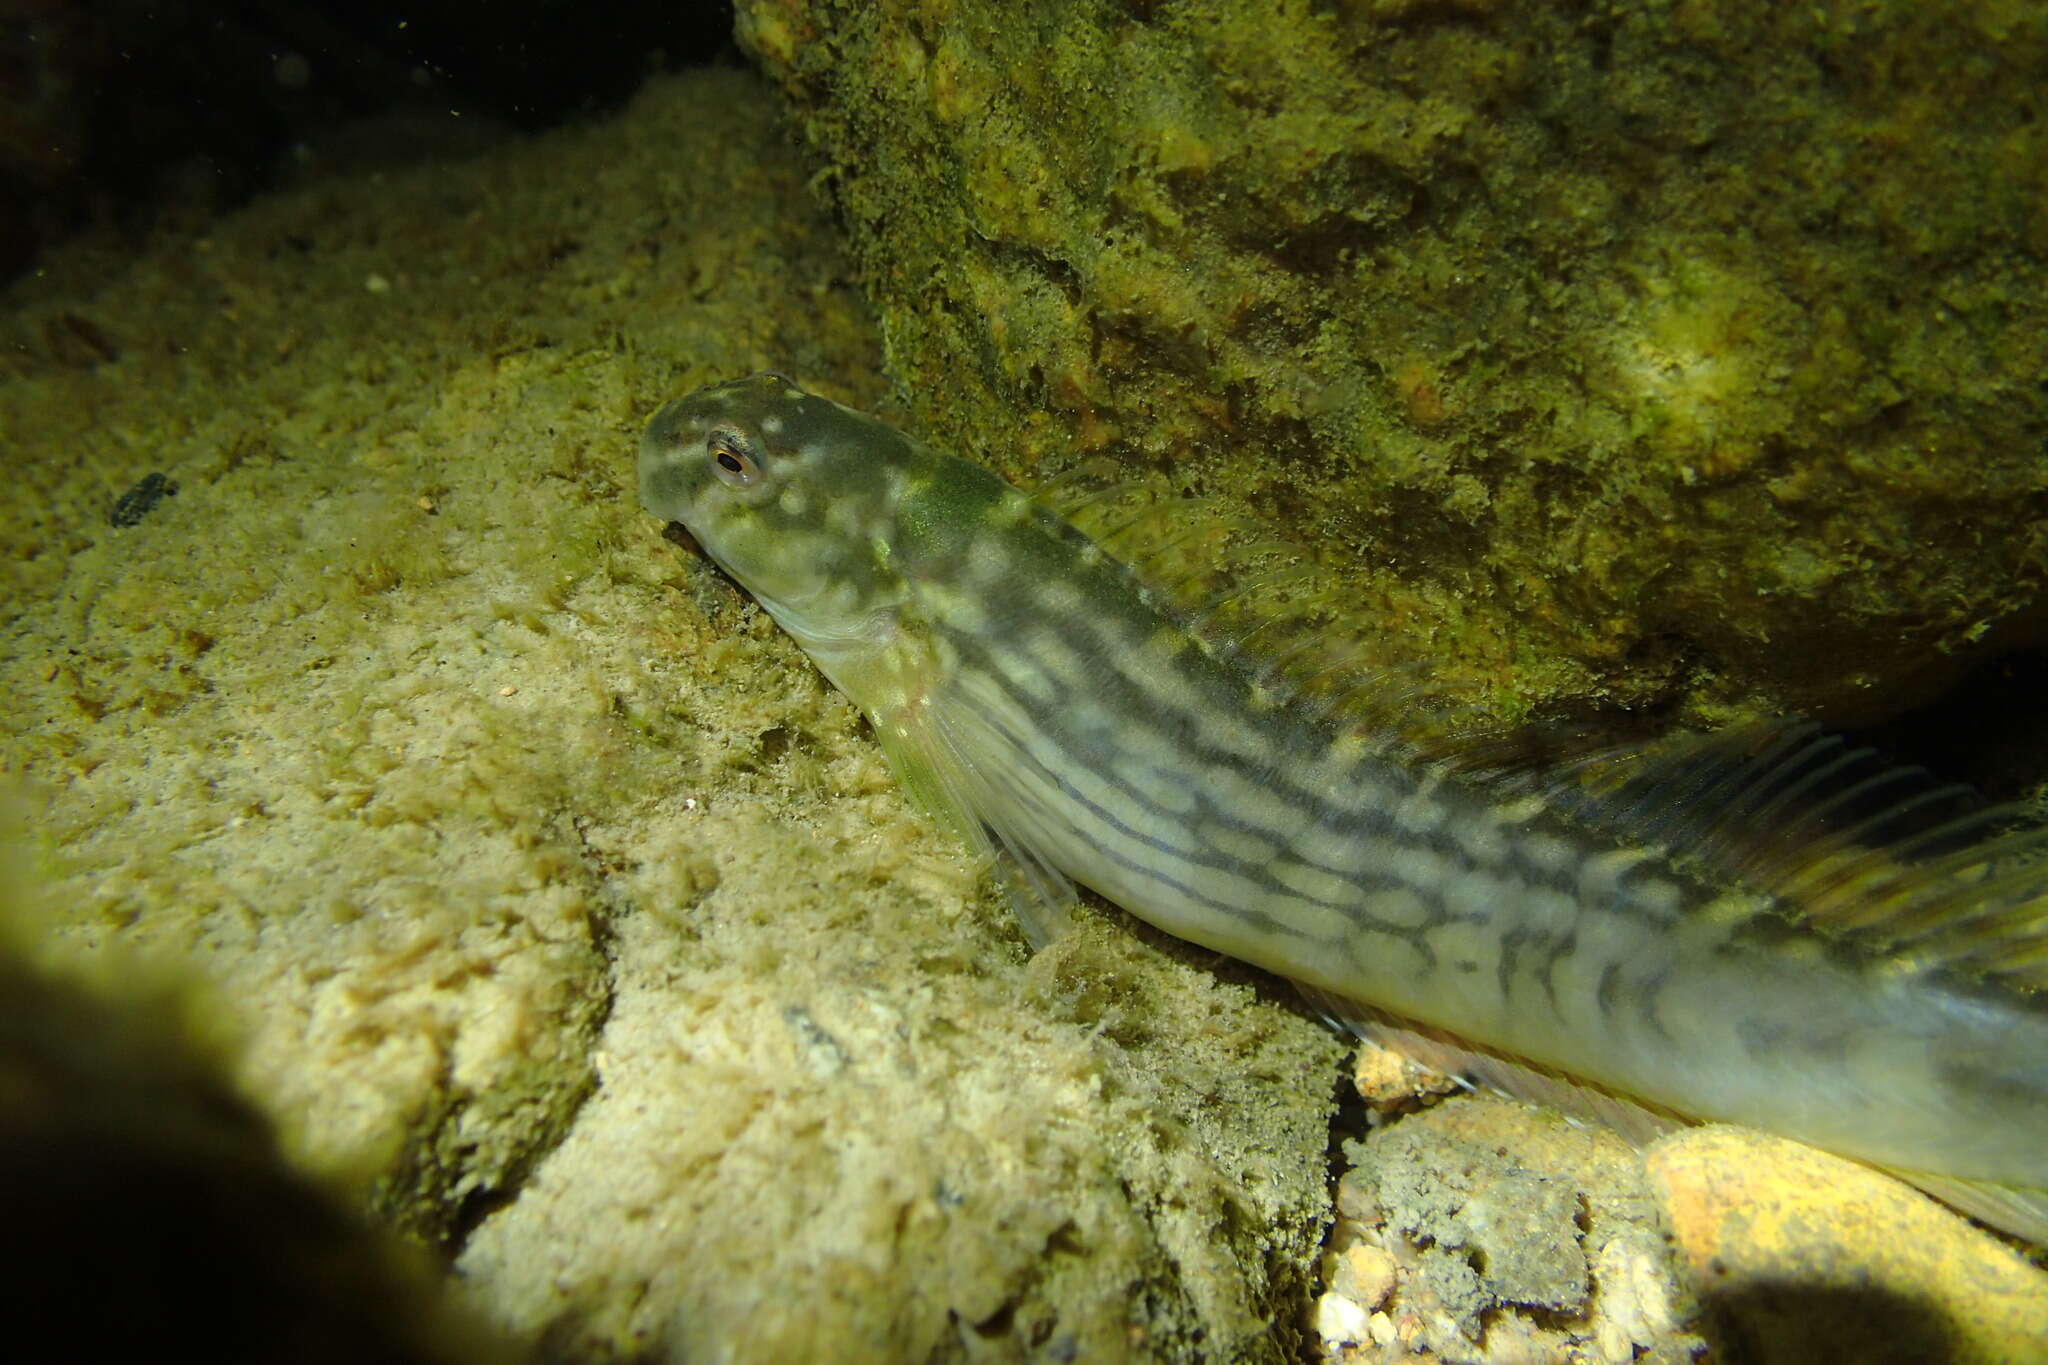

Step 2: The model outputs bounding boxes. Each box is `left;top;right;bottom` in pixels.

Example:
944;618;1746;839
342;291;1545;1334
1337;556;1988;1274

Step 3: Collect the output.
1698;1279;1966;1365
1857;648;2048;805
4;1;739;284
0;958;507;1363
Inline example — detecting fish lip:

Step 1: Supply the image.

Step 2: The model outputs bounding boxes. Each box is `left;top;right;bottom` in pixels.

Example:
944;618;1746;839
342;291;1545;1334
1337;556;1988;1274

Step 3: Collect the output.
659;520;704;556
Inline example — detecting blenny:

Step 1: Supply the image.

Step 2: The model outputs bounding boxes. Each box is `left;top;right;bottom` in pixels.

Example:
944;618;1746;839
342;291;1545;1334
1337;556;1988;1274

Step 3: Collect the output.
639;371;2048;1242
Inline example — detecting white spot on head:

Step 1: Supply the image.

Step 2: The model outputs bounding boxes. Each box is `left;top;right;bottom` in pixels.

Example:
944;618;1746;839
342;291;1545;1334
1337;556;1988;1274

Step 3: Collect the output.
760;414;784;436
825;498;866;534
778;486;809;516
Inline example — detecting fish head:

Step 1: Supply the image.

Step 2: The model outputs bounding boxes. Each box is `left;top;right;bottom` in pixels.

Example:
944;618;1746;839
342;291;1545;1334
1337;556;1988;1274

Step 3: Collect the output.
639;371;920;668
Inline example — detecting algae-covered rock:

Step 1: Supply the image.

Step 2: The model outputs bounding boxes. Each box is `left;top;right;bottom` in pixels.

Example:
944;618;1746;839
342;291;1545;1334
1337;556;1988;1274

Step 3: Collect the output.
736;0;2048;725
11;7;2046;1358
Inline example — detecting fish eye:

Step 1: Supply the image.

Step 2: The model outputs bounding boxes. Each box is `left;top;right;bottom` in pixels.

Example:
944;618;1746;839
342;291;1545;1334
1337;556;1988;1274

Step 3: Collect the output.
707;430;762;488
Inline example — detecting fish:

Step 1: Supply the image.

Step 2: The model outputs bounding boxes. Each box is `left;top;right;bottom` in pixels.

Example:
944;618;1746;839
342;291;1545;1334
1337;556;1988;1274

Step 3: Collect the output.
638;370;2048;1243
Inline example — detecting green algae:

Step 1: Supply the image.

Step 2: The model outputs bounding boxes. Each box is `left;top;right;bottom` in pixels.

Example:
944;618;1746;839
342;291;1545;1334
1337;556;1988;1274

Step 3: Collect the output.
739;0;2048;729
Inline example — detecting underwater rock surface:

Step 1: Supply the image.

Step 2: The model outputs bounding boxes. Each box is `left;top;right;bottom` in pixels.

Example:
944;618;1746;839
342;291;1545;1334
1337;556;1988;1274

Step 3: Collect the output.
736;0;2048;726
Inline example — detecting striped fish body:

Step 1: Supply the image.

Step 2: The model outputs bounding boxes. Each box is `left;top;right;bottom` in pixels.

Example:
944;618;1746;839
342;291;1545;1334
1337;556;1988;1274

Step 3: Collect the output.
639;373;2048;1236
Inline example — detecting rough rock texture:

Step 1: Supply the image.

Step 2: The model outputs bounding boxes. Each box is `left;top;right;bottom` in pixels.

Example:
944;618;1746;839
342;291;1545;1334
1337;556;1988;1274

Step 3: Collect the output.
1;67;1342;1362
1322;1090;2048;1365
1330;1097;1703;1364
735;0;2048;727
1646;1127;2048;1365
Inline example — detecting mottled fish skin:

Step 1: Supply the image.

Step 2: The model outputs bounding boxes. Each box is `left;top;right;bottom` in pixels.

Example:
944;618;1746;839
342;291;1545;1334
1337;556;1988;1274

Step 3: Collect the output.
639;372;2048;1222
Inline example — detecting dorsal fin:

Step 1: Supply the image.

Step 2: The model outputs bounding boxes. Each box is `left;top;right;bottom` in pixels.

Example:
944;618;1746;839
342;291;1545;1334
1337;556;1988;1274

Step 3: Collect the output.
1504;722;2048;989
1027;460;1186;566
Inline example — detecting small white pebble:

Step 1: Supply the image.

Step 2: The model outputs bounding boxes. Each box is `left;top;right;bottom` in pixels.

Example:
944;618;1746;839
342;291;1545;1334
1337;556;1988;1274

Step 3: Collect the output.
1313;1291;1370;1347
498;685;517;697
1367;1310;1397;1347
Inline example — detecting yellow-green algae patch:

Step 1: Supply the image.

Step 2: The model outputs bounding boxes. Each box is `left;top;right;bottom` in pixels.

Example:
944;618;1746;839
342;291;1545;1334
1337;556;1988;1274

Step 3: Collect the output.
1;67;1342;1360
737;0;2048;728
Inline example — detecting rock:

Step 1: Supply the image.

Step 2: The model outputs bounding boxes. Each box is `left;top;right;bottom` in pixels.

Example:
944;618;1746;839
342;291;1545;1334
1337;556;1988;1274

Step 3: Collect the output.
1646;1126;2048;1365
735;0;2048;728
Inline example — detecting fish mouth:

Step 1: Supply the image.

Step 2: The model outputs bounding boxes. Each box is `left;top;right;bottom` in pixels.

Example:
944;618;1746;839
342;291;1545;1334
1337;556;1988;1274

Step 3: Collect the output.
659;520;705;556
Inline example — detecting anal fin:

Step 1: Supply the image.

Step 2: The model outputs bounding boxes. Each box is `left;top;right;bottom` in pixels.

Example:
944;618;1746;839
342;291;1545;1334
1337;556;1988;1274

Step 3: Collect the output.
1300;983;1683;1146
1893;1173;2048;1249
1306;981;2048;1248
